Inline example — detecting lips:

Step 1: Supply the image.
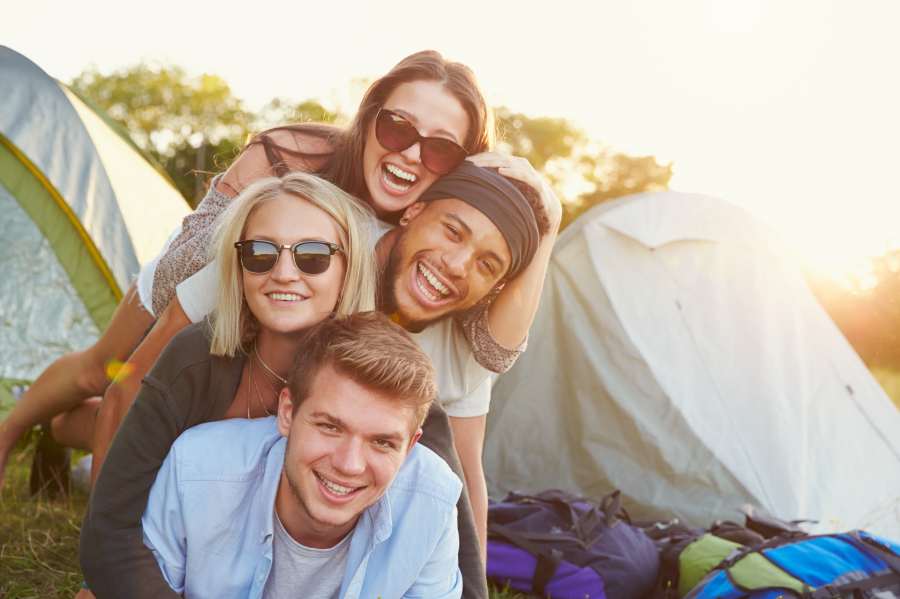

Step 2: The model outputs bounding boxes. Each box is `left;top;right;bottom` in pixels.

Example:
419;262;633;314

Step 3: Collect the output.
409;261;455;308
381;163;418;194
314;471;365;503
266;292;308;303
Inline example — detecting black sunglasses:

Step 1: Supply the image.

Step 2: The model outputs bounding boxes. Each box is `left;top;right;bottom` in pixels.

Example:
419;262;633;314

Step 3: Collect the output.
374;108;468;175
234;240;342;275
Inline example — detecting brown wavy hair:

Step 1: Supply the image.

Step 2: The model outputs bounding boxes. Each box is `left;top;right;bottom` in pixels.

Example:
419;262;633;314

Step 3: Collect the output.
242;50;496;203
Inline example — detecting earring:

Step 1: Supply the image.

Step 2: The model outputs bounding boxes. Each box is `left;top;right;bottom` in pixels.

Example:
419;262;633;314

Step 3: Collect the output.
400;216;409;225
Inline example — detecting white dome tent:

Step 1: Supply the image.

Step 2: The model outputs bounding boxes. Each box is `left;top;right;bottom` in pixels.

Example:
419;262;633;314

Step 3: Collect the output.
484;191;900;536
0;46;189;418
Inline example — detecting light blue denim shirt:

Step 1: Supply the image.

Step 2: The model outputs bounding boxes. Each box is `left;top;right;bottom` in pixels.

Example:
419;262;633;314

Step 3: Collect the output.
142;417;463;599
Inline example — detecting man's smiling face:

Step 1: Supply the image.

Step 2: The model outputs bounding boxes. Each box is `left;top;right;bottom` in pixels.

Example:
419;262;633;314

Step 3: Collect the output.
275;364;419;548
381;199;511;329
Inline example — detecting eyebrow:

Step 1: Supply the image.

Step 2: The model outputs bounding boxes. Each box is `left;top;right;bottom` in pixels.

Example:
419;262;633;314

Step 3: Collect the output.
308;411;406;443
391;108;461;144
446;213;508;271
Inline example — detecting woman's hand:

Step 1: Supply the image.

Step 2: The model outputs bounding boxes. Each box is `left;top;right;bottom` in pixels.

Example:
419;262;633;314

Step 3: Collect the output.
465;152;562;229
462;151;562;352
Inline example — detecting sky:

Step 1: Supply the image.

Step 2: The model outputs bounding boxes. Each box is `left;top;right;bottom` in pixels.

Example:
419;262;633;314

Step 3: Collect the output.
4;0;899;274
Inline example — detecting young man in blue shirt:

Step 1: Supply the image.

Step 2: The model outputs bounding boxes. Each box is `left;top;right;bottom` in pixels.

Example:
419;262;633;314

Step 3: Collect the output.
141;313;463;599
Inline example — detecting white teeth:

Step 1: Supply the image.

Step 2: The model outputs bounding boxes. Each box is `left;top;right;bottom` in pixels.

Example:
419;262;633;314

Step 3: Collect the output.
385;163;417;182
382;164;416;192
269;293;304;301
417;263;450;296
316;472;358;496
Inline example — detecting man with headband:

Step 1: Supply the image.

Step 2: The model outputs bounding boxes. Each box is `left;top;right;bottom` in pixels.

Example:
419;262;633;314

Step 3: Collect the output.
173;160;553;561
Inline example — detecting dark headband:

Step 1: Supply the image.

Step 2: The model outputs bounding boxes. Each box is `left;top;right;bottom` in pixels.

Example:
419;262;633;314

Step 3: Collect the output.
418;161;539;280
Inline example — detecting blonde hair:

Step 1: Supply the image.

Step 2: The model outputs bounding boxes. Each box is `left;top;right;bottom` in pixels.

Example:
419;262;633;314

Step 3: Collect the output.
209;173;377;357
287;312;436;435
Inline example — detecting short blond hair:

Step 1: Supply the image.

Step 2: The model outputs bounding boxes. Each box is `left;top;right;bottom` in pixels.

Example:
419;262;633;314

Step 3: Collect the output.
287;312;436;434
209;173;377;357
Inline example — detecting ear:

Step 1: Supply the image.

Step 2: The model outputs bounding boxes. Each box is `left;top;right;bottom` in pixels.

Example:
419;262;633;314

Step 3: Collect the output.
403;428;423;461
491;278;507;292
276;387;294;438
399;202;428;226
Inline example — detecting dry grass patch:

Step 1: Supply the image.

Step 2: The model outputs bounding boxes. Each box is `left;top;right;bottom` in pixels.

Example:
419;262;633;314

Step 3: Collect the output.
0;434;87;598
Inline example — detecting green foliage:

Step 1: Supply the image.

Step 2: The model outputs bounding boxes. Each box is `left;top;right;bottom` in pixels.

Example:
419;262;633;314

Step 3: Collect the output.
807;245;900;369
69;61;672;219
70;61;252;207
495;107;673;229
255;98;341;132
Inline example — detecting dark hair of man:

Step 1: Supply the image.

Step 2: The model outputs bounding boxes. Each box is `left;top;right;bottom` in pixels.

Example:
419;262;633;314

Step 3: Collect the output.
286;312;436;432
235;50;496;206
486;168;552;240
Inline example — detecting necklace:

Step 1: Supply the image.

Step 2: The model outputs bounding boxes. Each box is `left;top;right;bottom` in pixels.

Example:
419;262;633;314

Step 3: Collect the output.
253;351;281;397
252;364;278;416
246;360;277;419
254;343;287;385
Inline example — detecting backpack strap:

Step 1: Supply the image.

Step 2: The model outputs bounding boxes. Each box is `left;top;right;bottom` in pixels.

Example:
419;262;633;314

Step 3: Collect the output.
488;521;564;596
847;531;900;574
807;572;900;599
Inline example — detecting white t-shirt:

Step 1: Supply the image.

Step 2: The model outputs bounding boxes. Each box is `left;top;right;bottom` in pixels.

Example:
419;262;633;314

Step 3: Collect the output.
174;221;492;418
262;508;351;599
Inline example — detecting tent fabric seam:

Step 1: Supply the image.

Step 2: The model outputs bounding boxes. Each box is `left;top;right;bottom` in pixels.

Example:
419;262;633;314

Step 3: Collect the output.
0;131;122;301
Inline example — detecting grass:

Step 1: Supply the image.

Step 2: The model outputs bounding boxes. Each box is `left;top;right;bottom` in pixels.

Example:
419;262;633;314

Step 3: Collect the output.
4;369;900;596
0;432;87;597
0;431;529;598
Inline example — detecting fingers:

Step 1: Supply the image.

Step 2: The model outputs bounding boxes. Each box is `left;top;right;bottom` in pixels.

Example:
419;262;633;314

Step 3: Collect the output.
466;153;542;190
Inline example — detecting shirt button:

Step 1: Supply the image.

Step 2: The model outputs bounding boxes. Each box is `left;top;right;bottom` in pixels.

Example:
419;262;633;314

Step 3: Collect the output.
258;574;264;582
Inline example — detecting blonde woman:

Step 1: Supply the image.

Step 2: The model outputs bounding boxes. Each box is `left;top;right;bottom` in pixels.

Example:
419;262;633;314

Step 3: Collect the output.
79;173;381;595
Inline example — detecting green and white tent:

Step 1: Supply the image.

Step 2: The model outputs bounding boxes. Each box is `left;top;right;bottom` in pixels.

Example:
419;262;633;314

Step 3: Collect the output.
485;191;900;538
0;46;189;418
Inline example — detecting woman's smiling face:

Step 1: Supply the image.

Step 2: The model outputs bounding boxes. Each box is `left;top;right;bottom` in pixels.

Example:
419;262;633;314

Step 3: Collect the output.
242;194;346;338
362;80;469;218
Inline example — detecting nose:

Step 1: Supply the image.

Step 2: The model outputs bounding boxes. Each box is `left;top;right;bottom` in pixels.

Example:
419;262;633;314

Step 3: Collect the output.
270;247;301;283
441;246;472;280
331;437;366;477
399;141;422;165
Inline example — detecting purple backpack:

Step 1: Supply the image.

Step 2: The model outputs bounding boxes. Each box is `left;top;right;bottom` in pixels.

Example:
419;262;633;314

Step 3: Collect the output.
487;489;660;599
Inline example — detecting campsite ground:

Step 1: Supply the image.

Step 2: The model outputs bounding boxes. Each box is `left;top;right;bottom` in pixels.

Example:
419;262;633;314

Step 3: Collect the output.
3;373;900;596
0;432;529;598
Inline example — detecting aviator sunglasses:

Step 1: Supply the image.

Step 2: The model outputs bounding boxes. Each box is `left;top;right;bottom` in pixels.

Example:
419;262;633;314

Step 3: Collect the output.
234;240;342;275
374;108;468;175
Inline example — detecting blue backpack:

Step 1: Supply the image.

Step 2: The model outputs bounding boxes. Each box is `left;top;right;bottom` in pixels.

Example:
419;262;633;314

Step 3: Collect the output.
486;489;660;599
682;530;900;599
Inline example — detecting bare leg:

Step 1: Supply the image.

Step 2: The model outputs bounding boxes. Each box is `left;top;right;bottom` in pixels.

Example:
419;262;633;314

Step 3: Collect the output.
0;283;153;487
91;297;192;487
50;397;101;452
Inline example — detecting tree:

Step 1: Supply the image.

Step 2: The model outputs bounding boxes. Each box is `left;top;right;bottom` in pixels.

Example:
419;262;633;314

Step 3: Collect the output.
253;98;340;132
70;61;252;207
807;245;900;368
495;107;673;229
70;62;341;208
